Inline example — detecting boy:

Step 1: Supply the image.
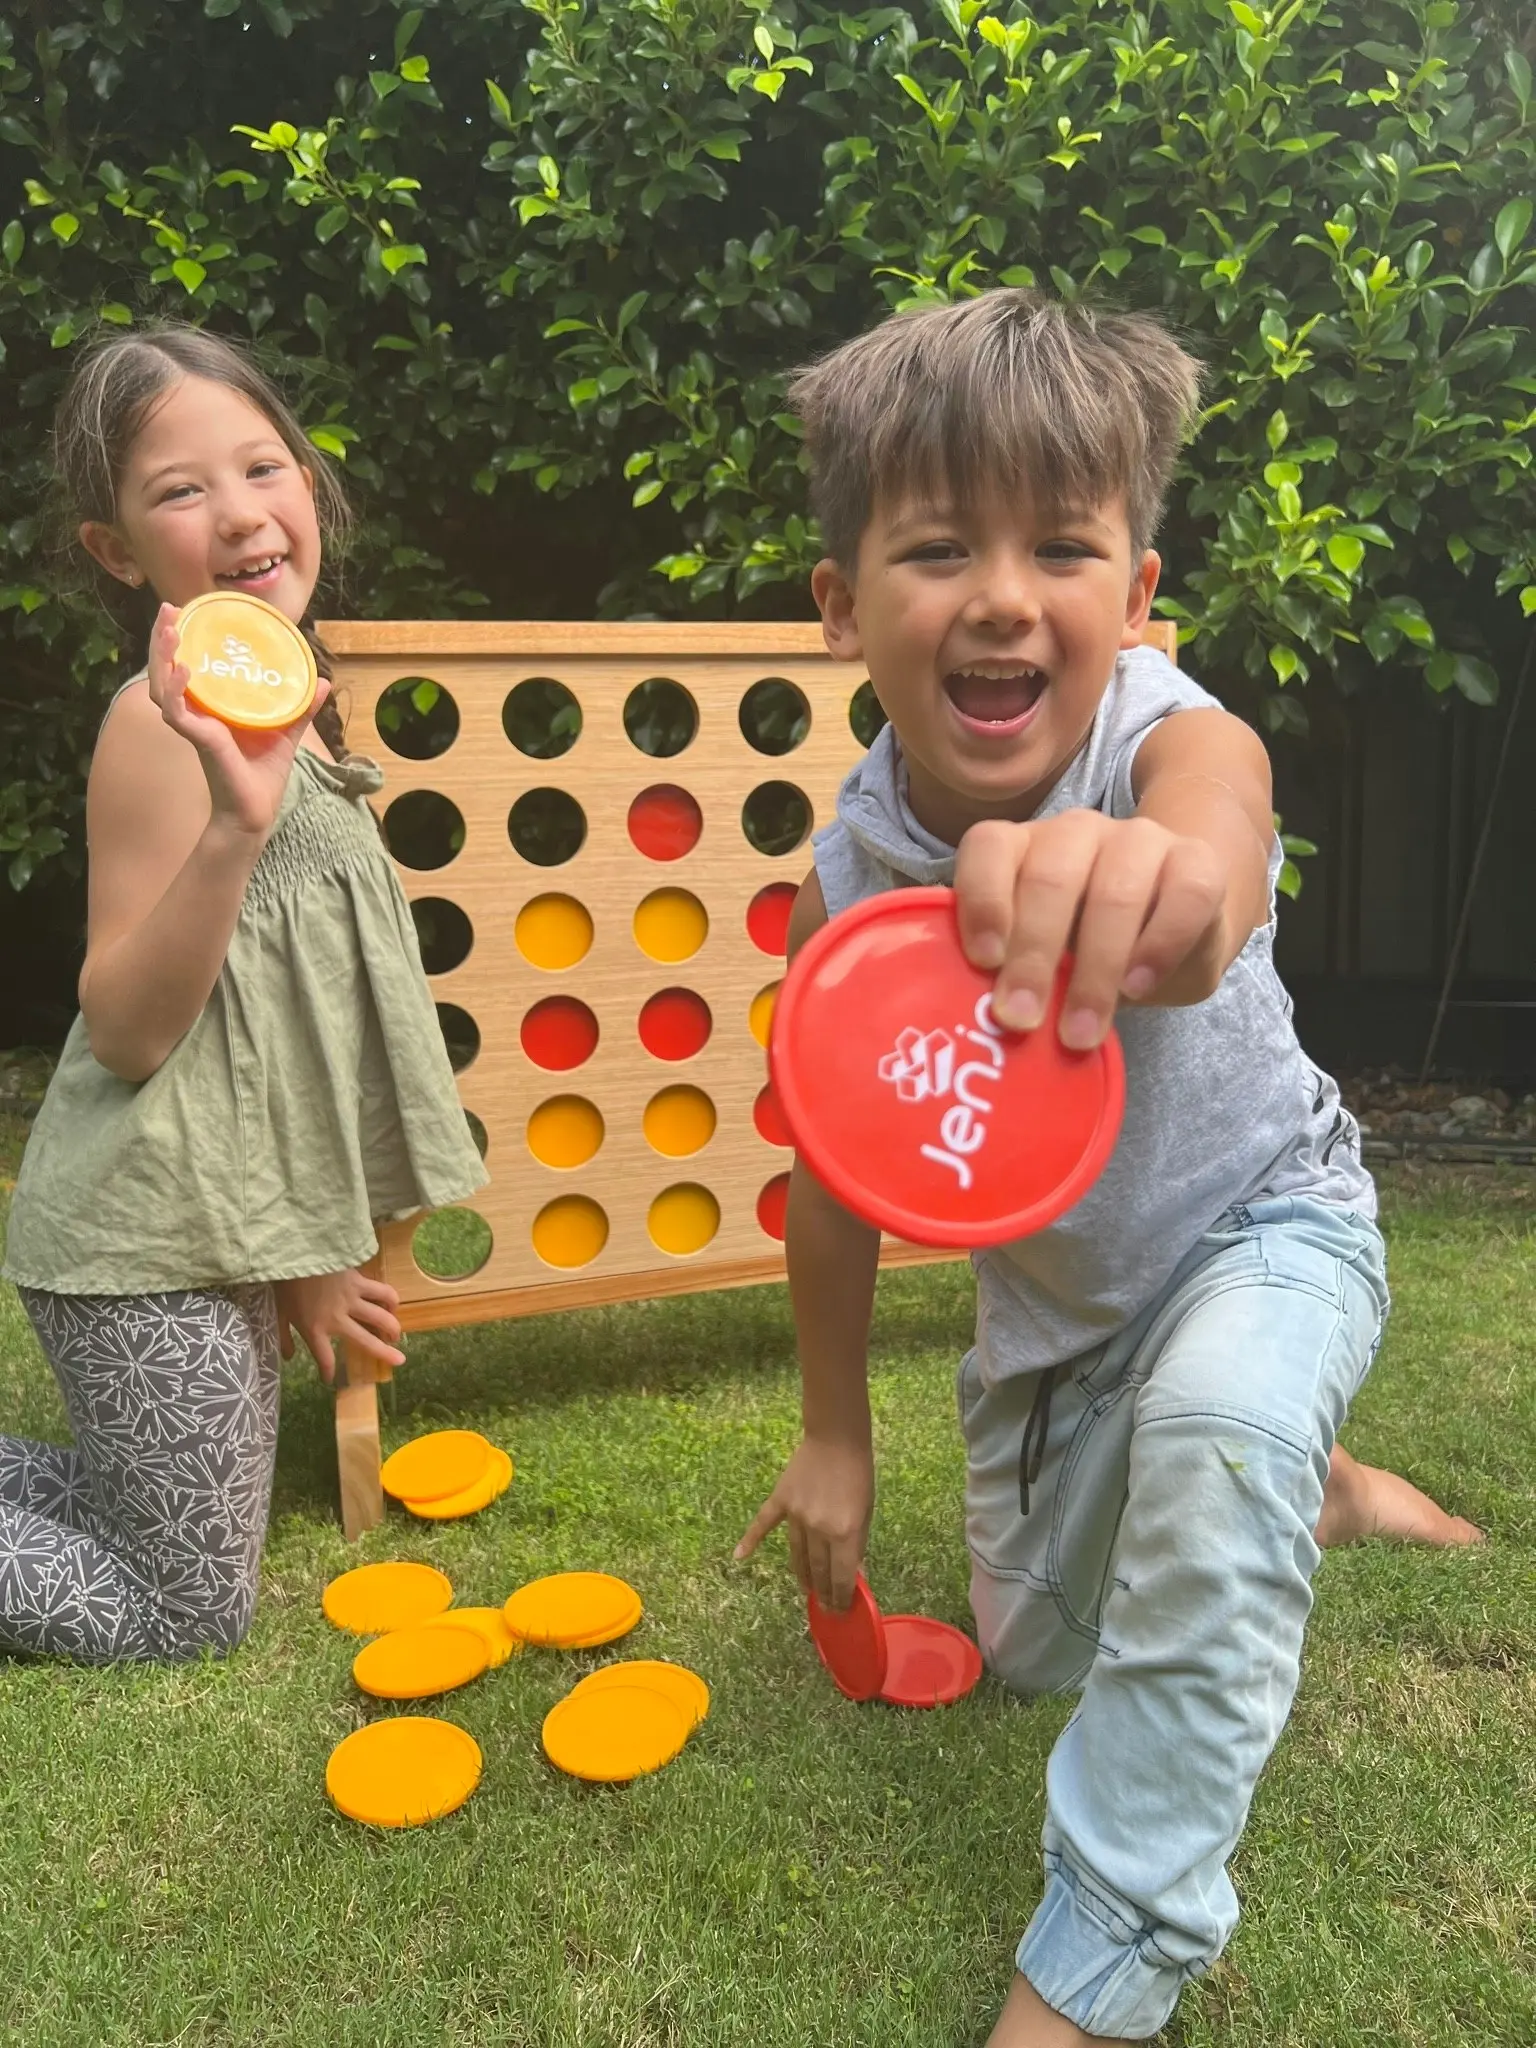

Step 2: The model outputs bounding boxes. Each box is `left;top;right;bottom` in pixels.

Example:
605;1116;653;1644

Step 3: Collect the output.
736;291;1479;2045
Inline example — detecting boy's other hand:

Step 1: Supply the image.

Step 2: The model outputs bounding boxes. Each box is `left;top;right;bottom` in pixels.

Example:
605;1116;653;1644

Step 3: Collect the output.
955;809;1227;1048
735;1435;875;1612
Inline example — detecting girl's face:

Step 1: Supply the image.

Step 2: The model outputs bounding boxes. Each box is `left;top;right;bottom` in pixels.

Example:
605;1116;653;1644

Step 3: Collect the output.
80;375;322;622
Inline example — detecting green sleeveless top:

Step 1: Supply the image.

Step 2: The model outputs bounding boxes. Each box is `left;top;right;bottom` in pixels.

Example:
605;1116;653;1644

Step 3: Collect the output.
4;737;487;1296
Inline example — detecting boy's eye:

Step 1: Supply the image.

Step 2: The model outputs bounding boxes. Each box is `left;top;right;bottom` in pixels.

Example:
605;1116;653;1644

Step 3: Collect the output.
906;539;964;563
1039;540;1094;561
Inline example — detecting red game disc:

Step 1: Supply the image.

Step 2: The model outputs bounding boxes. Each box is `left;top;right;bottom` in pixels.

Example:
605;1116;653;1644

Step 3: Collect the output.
877;1615;983;1709
807;1574;887;1701
769;887;1124;1248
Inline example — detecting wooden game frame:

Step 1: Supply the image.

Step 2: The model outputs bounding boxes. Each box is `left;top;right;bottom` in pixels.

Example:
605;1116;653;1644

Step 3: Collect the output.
321;618;1178;1536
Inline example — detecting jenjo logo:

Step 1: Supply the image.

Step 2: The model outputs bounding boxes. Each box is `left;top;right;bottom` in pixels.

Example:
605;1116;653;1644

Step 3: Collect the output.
876;994;1006;1191
192;634;287;688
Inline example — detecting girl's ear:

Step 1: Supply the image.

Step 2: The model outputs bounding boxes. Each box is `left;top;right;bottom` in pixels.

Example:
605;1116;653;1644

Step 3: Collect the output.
299;463;317;500
78;520;144;588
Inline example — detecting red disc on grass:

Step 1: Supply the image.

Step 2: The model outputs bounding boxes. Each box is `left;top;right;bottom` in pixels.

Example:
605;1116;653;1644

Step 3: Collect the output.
877;1615;983;1708
521;996;599;1072
746;882;797;956
807;1573;887;1701
639;988;712;1061
769;887;1123;1249
628;785;703;862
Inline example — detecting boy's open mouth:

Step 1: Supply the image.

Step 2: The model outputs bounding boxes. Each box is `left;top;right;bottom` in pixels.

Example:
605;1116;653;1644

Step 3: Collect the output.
942;664;1047;733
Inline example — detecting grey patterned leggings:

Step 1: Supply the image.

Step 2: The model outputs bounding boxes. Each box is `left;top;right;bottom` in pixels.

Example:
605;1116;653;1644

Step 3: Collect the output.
1;1286;281;1664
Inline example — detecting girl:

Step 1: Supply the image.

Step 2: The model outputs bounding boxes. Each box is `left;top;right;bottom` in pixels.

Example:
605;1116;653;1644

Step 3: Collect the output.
1;324;486;1664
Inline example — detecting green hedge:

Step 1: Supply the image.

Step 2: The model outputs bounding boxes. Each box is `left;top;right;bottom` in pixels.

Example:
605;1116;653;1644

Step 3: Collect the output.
2;0;1533;888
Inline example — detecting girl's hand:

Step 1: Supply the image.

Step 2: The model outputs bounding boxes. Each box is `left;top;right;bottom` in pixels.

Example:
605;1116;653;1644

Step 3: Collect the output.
275;1269;405;1385
147;601;329;842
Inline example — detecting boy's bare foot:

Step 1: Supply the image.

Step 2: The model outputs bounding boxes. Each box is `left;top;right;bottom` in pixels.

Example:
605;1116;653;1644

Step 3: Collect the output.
984;1973;1132;2046
1316;1444;1483;1548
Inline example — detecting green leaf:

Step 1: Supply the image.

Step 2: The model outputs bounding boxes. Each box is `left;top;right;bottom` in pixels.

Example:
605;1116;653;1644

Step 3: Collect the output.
753;22;774;60
379;242;425;273
315;205;349;245
410;678;441;715
1521;586;1536;617
172;257;207;293
1451;654;1498;706
1325;532;1365;575
616;290;648;335
369;70;400;100
1505;48;1532;105
1494;199;1531;263
486;78;513;127
400;55;430;83
100;302;133;325
51;214;80;244
204;0;243;15
632;478;664;506
394;7;423;61
702;136;741;161
1269;644;1301;684
1;221;22;265
307;427;350;459
1266;410;1289;453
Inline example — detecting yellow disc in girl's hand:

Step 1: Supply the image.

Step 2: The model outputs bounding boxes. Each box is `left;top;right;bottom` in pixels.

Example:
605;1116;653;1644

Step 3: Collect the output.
542;1685;691;1783
352;1621;490;1700
326;1716;481;1828
381;1429;493;1504
502;1572;642;1649
176;590;318;731
322;1560;453;1635
568;1660;710;1729
403;1446;513;1521
419;1606;521;1669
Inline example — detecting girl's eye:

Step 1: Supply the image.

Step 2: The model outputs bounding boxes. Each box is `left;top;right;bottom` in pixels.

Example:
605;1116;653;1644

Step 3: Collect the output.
249;461;283;479
160;484;198;503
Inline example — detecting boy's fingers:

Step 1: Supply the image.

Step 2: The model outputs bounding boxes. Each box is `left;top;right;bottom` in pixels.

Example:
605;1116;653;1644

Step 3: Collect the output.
1121;842;1227;996
991;820;1100;1031
953;820;1031;972
825;1539;860;1616
1059;826;1164;1046
734;1493;785;1562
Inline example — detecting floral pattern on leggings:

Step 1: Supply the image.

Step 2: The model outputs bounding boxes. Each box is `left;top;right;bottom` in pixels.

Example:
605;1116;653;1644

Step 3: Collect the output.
1;1286;280;1664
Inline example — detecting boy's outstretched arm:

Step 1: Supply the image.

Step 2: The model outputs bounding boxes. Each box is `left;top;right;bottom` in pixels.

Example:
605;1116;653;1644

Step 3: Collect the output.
735;870;883;1612
955;707;1275;1048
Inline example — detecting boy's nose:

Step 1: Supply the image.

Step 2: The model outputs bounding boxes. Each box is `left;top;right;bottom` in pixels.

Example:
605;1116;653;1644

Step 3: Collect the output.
964;556;1042;632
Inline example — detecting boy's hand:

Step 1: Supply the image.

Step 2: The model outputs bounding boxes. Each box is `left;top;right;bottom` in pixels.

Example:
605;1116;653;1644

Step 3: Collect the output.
954;809;1227;1049
735;1435;875;1613
275;1268;405;1385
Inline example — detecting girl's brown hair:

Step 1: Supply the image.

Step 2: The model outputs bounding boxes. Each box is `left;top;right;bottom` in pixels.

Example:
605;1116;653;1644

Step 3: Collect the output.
50;322;354;759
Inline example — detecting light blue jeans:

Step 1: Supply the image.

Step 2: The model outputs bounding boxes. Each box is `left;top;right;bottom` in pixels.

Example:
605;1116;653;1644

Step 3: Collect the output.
958;1196;1389;2039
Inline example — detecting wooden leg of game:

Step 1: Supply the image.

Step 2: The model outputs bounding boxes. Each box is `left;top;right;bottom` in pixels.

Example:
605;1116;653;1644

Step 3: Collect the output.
335;1348;387;1541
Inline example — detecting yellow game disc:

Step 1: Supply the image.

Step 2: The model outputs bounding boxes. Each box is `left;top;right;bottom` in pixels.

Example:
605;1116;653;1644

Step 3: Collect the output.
403;1446;514;1521
503;1572;643;1649
542;1684;691;1783
322;1560;454;1635
326;1715;482;1828
352;1621;490;1700
176;590;318;731
420;1606;521;1669
381;1430;493;1504
569;1659;710;1729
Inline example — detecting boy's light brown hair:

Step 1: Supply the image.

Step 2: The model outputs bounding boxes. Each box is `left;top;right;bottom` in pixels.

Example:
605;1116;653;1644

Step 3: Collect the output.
788;289;1202;568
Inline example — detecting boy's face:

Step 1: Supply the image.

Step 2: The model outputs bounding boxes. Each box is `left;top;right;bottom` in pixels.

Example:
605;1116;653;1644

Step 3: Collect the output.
813;483;1159;843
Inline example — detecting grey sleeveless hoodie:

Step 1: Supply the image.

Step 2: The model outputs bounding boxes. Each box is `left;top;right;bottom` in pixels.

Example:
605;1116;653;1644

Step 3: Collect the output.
812;644;1374;1382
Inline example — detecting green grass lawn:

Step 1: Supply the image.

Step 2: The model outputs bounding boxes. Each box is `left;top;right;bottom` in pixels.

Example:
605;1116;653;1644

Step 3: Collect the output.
1;1120;1532;2047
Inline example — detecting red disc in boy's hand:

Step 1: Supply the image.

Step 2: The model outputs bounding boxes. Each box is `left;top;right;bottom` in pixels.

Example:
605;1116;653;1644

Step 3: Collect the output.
769;886;1124;1248
807;1574;887;1701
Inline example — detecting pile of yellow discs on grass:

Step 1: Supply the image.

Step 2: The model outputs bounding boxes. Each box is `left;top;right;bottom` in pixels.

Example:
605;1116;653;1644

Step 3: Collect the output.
379;1427;514;1520
320;1433;709;1829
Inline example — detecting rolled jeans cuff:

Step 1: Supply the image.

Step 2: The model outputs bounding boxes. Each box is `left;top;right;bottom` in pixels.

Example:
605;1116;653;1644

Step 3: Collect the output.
1015;1854;1204;2040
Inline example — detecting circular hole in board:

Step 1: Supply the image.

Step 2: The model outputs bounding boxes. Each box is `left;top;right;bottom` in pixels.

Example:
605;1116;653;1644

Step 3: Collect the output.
465;1110;489;1159
739;677;810;756
509;788;587;867
648;1183;720;1256
375;676;460;760
757;1174;790;1241
516;894;593;970
504;676;582;759
411;896;473;975
638;989;712;1061
532;1195;609;1269
521;996;599;1071
633;888;707;964
628;785;703;862
749;983;780;1049
643;1086;717;1159
436;1003;480;1072
412;1206;493;1280
383;790;465;871
742;782;811;857
527;1095;605;1169
746;882;796;956
849;680;888;749
753;1082;792;1147
624;678;698;758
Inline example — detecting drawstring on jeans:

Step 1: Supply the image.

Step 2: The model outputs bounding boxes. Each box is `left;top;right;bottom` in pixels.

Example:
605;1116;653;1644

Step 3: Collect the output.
1018;1363;1059;1517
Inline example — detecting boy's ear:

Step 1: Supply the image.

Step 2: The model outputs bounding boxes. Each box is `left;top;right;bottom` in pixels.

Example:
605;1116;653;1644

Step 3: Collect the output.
811;555;864;662
78;520;142;587
1120;549;1161;649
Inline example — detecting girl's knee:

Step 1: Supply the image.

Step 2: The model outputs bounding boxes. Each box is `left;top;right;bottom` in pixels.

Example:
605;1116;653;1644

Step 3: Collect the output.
157;1581;259;1660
